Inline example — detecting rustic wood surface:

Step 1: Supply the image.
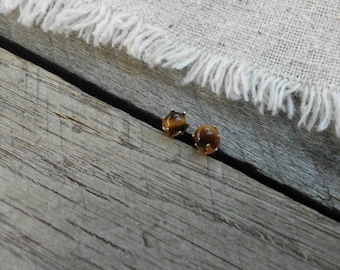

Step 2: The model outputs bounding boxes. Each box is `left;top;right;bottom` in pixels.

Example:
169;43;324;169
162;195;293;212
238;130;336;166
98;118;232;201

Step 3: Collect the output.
1;12;339;214
1;48;340;270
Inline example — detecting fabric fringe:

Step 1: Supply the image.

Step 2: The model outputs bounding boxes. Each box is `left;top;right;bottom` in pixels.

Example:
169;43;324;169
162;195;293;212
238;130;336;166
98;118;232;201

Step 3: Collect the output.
1;0;339;137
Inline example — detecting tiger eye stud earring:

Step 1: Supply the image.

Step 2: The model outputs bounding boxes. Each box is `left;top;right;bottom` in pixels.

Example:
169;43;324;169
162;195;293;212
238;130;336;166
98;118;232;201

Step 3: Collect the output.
162;109;189;137
193;125;220;155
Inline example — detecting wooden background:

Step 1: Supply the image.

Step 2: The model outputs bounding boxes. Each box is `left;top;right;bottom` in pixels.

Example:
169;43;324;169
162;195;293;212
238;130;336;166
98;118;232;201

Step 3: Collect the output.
1;12;339;215
0;10;340;270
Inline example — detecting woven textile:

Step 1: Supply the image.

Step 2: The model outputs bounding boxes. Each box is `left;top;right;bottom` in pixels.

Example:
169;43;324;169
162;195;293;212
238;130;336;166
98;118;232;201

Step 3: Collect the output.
1;0;339;136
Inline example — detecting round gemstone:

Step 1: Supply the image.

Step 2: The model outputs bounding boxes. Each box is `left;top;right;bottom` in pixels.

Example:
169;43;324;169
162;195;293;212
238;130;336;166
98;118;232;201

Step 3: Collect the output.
193;125;220;155
162;109;189;137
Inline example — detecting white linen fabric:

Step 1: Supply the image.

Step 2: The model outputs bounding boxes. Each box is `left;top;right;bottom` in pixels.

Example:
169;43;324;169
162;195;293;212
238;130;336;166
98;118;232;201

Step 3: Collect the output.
1;0;339;136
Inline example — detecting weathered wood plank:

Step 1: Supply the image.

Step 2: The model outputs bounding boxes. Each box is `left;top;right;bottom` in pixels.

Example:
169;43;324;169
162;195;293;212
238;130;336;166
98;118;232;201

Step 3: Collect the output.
0;48;340;270
0;12;339;214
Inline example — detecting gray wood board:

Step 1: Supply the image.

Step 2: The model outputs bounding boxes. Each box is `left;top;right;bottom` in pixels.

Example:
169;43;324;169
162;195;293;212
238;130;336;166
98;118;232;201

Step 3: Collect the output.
0;12;339;214
1;47;340;270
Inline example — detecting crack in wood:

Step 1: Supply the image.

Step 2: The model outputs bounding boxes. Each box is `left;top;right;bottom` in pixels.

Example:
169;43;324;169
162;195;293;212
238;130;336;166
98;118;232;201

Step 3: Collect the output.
35;216;77;242
65;175;111;203
53;111;95;130
66;220;132;256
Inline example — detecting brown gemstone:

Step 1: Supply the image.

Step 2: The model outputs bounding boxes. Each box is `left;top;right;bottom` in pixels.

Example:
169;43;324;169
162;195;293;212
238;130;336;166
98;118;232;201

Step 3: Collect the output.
193;125;220;155
162;109;189;137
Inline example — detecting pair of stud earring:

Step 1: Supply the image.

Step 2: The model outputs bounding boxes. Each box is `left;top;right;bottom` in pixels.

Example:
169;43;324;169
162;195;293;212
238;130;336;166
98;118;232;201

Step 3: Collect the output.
162;109;220;155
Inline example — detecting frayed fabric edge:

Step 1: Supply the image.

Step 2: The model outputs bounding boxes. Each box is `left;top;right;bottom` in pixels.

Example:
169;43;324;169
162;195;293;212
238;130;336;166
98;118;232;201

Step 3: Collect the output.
1;0;339;137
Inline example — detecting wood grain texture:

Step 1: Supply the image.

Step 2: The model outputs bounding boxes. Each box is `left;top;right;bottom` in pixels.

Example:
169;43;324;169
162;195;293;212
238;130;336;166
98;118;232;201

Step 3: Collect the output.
1;48;340;270
1;12;339;214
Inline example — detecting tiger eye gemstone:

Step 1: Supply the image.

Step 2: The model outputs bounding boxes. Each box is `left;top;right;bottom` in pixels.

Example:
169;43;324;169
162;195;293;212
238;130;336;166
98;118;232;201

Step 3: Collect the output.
162;109;189;137
193;125;220;155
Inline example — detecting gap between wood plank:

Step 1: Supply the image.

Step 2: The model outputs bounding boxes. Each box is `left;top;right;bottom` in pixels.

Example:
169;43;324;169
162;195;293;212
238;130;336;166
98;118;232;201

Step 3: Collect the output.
1;35;339;223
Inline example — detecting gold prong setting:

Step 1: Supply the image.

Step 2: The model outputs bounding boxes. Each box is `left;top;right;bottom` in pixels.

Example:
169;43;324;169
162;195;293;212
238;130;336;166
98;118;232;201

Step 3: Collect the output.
192;125;220;155
162;109;189;137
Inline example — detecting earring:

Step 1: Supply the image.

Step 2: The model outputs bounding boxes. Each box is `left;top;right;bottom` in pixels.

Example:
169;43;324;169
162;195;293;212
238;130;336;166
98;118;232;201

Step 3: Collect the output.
193;125;220;155
162;109;189;137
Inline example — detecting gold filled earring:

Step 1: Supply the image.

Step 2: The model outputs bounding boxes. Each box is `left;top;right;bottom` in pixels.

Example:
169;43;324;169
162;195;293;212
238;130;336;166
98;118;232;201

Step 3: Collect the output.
162;109;189;137
193;125;220;155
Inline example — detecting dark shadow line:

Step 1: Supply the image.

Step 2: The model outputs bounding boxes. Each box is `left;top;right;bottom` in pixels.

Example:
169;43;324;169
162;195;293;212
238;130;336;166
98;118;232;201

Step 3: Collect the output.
1;35;339;223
